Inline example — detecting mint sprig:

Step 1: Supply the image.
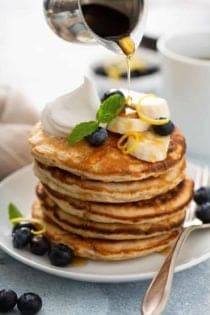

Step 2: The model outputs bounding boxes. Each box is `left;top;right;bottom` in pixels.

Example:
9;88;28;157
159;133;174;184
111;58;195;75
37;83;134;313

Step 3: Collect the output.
8;203;23;223
97;94;125;123
68;121;99;145
68;94;125;145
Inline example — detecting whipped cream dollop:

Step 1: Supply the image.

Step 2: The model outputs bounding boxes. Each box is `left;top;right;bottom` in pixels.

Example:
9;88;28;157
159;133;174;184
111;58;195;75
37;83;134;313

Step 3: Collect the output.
41;77;101;137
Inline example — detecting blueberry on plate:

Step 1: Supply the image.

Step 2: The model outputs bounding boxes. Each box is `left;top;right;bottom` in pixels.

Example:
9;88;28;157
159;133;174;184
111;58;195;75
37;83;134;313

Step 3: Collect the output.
196;202;210;223
17;293;42;315
153;119;175;136
30;235;50;256
194;186;210;205
12;227;31;249
86;127;108;146
0;289;17;313
12;222;35;235
48;243;74;267
101;89;124;102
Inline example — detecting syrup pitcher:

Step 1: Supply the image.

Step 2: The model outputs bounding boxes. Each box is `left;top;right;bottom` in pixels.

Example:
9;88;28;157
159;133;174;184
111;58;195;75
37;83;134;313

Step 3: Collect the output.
43;0;147;56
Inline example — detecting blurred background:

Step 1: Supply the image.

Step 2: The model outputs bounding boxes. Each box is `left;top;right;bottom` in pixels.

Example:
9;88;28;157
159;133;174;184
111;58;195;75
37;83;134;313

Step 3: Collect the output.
1;0;210;110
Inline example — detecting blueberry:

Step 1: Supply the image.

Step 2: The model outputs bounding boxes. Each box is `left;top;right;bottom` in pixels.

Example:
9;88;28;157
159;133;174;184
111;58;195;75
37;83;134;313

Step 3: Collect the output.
121;70;144;79
48;243;74;267
131;70;142;78
101;89;124;102
194;186;210;205
30;235;50;256
153;119;175;136
17;293;42;315
94;66;107;77
86;127;108;146
120;72;128;79
145;65;160;75
0;289;17;313
12;222;35;235
94;66;106;76
196;203;210;223
120;66;159;79
12;227;31;249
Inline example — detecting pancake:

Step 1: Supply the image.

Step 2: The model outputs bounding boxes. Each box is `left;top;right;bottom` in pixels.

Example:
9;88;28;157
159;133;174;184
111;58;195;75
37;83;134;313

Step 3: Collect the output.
37;179;194;224
37;190;186;240
32;200;180;261
34;158;186;203
29;123;186;182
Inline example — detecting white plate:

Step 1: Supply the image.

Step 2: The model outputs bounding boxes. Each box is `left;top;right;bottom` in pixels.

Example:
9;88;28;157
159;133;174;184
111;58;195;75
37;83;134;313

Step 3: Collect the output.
0;163;210;283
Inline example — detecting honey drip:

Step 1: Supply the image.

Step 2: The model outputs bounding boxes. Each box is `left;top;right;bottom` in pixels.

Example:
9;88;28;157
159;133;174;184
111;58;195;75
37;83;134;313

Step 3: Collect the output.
118;36;135;57
118;36;135;103
127;55;132;100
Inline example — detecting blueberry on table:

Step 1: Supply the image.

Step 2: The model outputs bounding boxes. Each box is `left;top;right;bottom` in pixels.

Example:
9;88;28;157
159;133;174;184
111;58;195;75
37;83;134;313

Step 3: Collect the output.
12;222;35;235
101;89;124;102
0;289;17;313
196;203;210;223
48;243;74;267
12;227;31;249
17;293;42;315
153;119;175;136
86;127;108;146
30;235;50;256
194;186;210;205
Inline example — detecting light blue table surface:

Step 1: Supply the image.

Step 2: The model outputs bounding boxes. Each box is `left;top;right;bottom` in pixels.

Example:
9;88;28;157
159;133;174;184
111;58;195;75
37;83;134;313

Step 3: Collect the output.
0;248;210;315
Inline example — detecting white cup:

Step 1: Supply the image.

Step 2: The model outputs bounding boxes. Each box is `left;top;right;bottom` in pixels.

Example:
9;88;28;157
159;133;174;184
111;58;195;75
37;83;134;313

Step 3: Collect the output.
157;31;210;158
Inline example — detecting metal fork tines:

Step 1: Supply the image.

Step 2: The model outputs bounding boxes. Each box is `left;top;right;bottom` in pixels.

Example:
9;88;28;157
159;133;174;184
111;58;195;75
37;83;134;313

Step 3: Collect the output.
185;165;209;224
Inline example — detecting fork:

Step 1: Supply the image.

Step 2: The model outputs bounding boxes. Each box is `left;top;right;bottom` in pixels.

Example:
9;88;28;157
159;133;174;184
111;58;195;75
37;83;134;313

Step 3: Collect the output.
141;166;210;315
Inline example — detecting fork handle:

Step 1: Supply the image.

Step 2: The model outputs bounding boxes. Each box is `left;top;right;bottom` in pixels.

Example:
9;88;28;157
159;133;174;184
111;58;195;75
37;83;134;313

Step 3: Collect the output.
141;226;196;315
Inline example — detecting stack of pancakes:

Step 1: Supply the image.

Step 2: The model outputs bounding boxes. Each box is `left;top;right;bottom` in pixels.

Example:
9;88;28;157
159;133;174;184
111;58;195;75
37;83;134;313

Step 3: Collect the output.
29;123;193;261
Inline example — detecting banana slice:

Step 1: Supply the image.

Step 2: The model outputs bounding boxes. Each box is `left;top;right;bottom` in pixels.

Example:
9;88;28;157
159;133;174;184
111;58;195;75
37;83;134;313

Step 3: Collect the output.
125;131;170;162
138;95;170;119
107;92;170;135
107;106;149;134
107;116;149;134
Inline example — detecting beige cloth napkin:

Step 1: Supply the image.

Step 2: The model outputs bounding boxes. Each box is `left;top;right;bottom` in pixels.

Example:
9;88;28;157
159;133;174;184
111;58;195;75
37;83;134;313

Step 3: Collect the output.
0;85;39;179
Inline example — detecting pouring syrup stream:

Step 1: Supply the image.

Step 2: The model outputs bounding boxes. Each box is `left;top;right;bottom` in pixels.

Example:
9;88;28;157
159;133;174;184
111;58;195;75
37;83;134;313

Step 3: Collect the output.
82;4;136;101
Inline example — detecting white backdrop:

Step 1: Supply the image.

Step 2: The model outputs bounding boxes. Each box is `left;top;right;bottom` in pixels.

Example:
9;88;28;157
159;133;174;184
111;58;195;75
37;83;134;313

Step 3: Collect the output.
1;0;210;110
0;0;110;110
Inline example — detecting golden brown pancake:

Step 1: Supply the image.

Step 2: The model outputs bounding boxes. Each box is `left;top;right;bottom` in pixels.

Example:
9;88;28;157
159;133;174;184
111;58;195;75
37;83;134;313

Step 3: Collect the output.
29;123;186;182
32;200;180;261
36;179;193;225
41;201;185;240
29;120;192;260
34;158;186;203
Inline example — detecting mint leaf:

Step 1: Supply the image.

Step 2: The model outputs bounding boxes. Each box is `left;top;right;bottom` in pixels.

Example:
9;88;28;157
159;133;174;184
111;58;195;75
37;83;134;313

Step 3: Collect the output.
68;121;99;145
8;203;23;222
96;94;125;124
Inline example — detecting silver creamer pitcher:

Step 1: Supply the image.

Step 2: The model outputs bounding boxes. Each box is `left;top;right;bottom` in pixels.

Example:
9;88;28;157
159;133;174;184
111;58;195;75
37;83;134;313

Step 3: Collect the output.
43;0;147;54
